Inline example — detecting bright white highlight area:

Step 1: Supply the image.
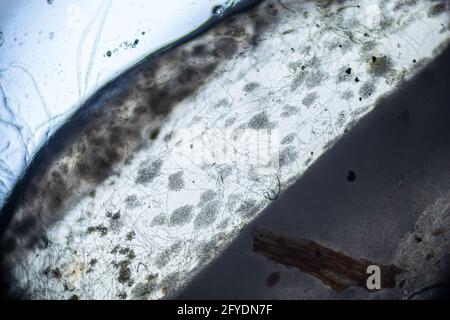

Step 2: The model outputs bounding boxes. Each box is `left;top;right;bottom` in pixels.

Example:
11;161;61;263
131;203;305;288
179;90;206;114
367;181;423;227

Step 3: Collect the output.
0;0;236;207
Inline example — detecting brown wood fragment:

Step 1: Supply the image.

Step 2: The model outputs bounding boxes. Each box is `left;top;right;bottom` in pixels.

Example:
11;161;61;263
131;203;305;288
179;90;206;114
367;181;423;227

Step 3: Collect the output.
251;228;402;292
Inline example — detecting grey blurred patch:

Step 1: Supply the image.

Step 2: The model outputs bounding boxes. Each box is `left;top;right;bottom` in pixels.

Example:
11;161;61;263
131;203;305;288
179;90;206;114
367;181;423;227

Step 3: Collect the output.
281;133;296;145
155;241;183;269
168;171;184;191
198;190;218;207
235;199;260;218
247;111;275;130
194;200;220;229
124;194;141;209
302;92;318;107
151;214;167;227
279;146;298;167
170;205;194;226
135;159;163;184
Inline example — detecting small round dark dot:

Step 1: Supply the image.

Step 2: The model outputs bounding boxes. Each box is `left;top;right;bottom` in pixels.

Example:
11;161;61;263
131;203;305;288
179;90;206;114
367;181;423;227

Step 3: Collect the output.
106;51;112;57
347;171;357;182
345;68;352;75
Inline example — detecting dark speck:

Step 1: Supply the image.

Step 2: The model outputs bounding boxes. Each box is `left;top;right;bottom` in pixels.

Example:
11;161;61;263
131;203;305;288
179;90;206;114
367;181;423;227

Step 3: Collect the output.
265;272;281;287
106;51;112;57
150;128;160;140
347;171;357;182
355;77;360;82
345;68;352;75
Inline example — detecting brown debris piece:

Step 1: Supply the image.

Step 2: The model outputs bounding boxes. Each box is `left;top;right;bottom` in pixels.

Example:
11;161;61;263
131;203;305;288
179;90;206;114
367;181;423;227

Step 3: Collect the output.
252;228;402;292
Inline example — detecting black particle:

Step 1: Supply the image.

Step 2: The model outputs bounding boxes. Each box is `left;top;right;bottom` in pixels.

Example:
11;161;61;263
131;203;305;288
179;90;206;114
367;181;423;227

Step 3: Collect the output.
355;77;360;82
371;56;377;63
106;51;112;57
347;171;357;182
345;68;352;75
